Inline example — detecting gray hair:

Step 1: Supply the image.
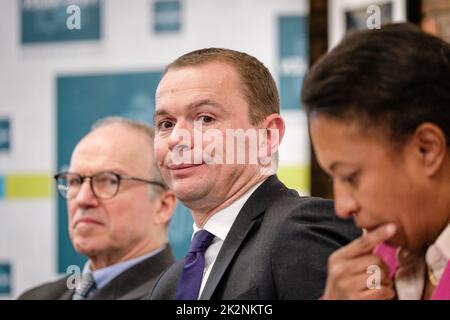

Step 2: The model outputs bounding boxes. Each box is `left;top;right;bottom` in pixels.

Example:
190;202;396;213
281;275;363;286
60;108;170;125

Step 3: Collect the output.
91;116;168;191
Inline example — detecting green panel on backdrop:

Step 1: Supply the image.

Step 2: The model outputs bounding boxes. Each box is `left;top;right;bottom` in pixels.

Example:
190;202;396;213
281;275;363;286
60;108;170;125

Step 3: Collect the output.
5;174;51;198
278;16;308;110
0;119;10;151
57;71;193;273
0;263;11;295
21;0;101;44
153;0;181;33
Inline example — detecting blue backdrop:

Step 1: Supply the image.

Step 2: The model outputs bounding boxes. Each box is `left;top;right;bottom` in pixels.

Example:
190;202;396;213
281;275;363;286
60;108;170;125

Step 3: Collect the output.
56;71;193;273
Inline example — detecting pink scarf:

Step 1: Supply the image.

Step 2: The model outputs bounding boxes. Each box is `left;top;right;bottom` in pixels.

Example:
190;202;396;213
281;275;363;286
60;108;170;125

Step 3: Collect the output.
374;243;450;300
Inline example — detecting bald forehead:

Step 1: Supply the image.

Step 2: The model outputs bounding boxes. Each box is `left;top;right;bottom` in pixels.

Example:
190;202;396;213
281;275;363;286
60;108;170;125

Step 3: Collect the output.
71;123;153;175
85;123;151;148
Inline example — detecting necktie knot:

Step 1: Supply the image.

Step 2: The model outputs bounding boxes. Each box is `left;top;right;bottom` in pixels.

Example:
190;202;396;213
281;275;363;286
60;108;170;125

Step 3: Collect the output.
72;272;96;300
188;230;215;254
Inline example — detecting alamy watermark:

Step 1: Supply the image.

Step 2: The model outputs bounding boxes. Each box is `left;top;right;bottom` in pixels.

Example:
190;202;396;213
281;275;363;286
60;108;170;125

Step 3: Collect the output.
367;5;381;30
366;264;382;290
66;265;82;290
66;5;81;30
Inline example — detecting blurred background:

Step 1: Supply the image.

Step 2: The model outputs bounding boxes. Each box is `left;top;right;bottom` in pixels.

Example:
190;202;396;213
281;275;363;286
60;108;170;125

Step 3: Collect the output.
0;0;446;299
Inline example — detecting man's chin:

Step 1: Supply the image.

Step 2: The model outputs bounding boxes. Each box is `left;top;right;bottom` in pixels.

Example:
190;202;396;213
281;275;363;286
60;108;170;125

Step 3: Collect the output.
73;242;104;257
72;235;104;253
173;185;207;205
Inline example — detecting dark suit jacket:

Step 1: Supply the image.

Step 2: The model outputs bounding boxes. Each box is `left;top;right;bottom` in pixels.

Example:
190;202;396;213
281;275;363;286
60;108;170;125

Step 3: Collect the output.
150;176;361;300
18;245;174;300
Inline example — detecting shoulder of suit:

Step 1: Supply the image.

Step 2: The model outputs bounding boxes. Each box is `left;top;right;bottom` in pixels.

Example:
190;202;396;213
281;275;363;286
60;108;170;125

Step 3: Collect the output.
17;276;69;300
265;185;335;219
149;259;184;300
93;247;175;300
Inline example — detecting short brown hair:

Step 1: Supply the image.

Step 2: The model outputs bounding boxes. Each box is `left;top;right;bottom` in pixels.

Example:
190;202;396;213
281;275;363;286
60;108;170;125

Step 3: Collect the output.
164;48;280;125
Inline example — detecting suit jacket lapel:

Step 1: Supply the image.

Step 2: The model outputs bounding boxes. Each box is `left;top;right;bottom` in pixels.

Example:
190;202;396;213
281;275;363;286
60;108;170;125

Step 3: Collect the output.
49;276;74;300
60;287;75;300
91;245;174;300
199;176;278;299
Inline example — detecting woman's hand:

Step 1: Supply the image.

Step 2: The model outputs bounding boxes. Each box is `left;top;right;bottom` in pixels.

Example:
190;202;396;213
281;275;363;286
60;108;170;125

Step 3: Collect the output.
323;224;397;300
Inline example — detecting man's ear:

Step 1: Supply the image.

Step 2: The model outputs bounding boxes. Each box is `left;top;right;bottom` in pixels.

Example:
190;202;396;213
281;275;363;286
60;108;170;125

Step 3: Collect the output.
410;122;447;177
153;190;177;225
259;114;285;158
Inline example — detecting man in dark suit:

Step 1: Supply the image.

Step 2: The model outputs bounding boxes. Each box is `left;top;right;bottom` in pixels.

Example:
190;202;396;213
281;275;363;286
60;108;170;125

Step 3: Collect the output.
19;117;177;300
151;48;361;299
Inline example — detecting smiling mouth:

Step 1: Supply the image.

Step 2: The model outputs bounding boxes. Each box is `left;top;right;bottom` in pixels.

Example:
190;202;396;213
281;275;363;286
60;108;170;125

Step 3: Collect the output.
168;163;204;170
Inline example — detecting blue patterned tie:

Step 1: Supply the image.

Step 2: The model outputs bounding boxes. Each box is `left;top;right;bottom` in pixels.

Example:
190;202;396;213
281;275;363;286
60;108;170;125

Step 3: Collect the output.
72;272;96;300
176;229;215;300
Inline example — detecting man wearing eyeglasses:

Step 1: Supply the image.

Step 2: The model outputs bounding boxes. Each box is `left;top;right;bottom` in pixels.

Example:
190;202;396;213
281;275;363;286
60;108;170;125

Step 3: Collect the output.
19;117;177;300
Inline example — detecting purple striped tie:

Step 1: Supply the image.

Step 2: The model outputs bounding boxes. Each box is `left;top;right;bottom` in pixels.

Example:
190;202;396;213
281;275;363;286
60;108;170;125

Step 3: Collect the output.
176;229;215;300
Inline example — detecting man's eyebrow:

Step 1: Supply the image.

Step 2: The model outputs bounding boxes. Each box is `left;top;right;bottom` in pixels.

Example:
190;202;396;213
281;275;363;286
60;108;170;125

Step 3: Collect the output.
154;109;170;119
186;99;228;113
154;99;228;120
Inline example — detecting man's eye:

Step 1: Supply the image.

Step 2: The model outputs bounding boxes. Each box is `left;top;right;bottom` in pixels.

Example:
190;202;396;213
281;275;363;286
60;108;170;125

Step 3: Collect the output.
68;177;81;186
158;121;174;130
98;176;116;184
198;115;213;124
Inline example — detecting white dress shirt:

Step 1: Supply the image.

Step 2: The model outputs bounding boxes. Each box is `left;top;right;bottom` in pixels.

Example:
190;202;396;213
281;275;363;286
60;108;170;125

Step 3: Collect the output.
192;181;264;298
395;223;450;299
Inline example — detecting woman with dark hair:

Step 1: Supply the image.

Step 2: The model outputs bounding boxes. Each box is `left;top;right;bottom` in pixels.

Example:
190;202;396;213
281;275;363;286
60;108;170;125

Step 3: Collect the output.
302;23;450;300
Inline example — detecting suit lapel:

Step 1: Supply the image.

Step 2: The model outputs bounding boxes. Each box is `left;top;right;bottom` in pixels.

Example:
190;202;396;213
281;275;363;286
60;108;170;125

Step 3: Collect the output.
199;176;278;299
50;276;74;300
91;245;174;300
59;286;75;300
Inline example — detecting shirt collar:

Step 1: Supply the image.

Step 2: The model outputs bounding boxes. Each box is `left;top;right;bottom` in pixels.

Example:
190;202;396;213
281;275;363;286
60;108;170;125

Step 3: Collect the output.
82;245;165;290
426;223;450;280
389;224;450;300
192;180;265;241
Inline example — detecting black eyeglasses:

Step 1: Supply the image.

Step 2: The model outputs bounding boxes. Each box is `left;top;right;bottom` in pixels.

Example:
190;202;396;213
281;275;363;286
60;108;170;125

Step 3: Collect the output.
54;171;167;200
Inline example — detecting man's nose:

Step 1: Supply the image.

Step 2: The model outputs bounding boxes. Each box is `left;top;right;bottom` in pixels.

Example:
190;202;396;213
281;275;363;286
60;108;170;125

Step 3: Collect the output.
72;180;99;208
167;120;194;152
